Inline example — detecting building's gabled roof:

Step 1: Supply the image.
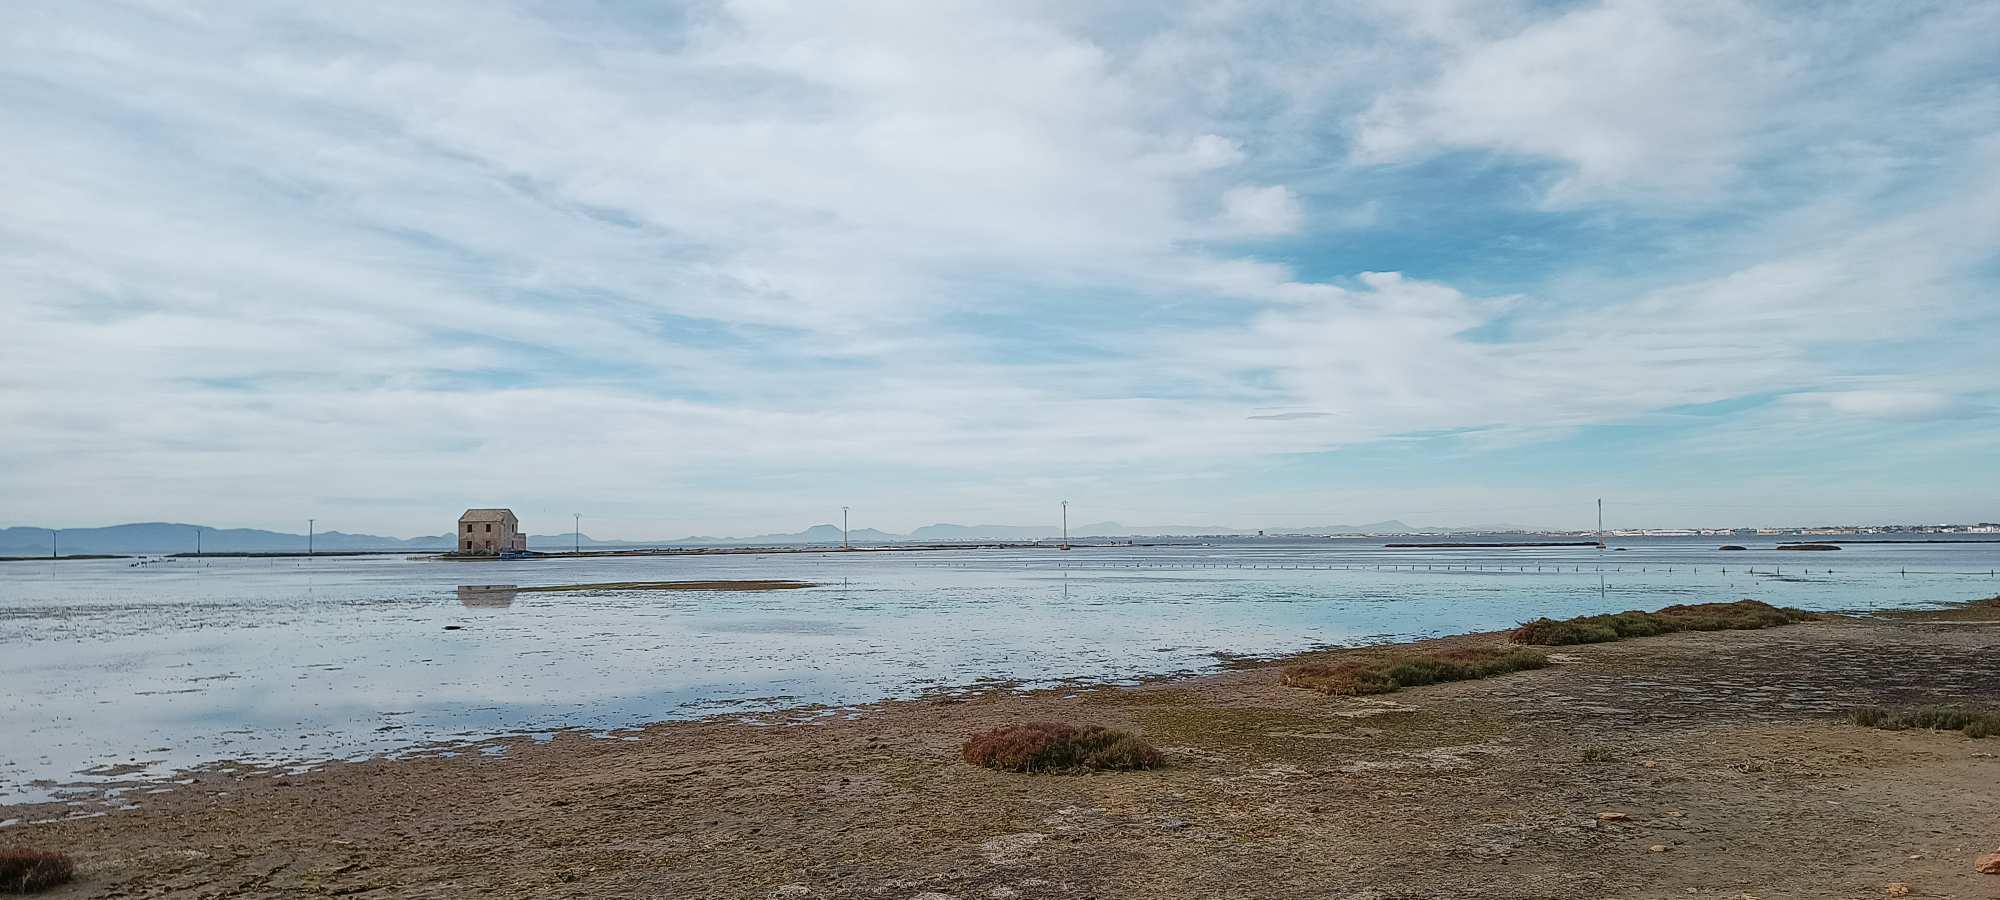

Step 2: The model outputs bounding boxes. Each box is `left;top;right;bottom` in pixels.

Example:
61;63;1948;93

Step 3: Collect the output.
459;508;518;522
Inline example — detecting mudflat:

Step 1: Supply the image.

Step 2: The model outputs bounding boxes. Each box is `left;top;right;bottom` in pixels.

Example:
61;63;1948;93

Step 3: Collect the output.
8;610;1998;899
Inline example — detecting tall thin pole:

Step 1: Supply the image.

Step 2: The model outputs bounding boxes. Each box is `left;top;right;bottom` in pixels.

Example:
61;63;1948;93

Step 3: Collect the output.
842;506;850;549
195;527;201;555
1061;500;1069;551
1597;499;1604;549
51;528;57;559
308;518;315;555
574;513;581;554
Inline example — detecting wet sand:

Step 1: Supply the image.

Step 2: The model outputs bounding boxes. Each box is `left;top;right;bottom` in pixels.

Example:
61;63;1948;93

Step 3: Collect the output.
6;606;1998;899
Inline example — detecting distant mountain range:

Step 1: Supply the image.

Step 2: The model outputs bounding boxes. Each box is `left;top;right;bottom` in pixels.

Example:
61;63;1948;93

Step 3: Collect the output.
0;519;1522;555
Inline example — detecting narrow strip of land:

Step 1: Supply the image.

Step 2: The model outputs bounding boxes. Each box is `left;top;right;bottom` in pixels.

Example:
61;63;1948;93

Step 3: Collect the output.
512;579;816;593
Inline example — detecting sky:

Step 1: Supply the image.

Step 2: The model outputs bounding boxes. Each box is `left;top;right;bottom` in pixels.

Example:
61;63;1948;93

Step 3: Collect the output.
3;0;1998;539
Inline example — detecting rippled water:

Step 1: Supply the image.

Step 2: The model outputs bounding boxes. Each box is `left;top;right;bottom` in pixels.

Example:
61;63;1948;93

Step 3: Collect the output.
4;537;1996;803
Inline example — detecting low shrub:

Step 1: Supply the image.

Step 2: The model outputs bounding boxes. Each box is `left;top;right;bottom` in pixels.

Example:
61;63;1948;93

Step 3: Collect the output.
1281;646;1550;697
1511;600;1811;646
1849;704;2000;738
0;848;75;894
961;722;1164;773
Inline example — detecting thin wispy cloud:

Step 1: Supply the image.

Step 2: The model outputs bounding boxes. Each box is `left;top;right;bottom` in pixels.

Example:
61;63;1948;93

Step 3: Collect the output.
2;1;1995;535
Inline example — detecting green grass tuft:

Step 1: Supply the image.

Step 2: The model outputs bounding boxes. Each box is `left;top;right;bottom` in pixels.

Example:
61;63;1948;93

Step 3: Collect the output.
1282;646;1550;697
961;722;1164;773
1511;600;1812;646
1848;704;2000;738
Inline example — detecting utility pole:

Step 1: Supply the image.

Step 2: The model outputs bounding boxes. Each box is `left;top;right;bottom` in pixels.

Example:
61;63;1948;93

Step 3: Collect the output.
195;527;201;555
1597;499;1604;549
308;519;315;556
51;528;57;559
1060;500;1069;551
842;506;850;550
573;513;581;554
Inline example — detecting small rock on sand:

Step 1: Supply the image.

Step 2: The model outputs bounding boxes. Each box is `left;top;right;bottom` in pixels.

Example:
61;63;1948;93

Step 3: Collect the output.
1884;883;1911;897
1977;850;2000;874
1648;844;1668;853
1597;812;1630;822
979;833;1046;865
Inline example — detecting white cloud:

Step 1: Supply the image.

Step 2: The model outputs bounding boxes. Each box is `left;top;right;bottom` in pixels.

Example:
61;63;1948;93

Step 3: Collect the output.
1353;0;1787;202
1814;391;1957;420
1216;184;1304;236
0;1;1996;534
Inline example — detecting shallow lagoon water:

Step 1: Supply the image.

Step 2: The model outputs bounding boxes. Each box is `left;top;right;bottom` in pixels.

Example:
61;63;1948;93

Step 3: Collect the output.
4;538;1997;803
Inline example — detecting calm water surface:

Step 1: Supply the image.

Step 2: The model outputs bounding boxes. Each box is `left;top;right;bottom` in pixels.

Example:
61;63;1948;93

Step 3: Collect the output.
4;538;1997;803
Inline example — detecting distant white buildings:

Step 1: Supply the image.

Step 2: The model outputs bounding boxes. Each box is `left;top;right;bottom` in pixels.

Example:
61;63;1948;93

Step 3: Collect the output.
458;508;526;554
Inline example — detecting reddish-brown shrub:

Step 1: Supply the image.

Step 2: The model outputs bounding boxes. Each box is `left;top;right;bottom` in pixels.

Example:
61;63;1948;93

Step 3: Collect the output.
960;722;1164;773
0;848;76;894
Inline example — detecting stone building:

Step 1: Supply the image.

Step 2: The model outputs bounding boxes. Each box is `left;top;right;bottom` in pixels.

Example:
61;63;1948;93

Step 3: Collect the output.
458;508;526;554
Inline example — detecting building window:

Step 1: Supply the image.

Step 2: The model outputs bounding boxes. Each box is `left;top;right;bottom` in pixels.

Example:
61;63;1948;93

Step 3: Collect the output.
463;540;472;550
484;523;492;533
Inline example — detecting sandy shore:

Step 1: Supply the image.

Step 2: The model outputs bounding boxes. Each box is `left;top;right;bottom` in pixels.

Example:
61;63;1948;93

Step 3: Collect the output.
6;606;1998;899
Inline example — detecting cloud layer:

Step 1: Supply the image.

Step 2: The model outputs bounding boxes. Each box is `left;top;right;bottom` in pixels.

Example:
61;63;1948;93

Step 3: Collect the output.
3;0;1997;534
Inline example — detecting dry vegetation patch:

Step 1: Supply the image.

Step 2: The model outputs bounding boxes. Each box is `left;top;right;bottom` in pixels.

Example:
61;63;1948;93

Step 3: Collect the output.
960;722;1164;773
1877;595;2000;622
0;848;75;895
1849;705;2000;738
1511;600;1811;646
1281;646;1550;696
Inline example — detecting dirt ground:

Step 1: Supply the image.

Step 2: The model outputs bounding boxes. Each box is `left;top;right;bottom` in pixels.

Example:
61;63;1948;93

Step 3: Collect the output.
6;610;1998;900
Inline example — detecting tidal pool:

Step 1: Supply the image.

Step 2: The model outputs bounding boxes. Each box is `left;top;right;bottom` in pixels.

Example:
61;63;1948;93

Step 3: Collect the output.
4;537;1996;803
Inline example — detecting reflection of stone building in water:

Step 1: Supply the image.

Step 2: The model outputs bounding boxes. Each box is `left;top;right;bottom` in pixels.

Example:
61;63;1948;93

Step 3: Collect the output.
458;509;526;554
458;585;517;608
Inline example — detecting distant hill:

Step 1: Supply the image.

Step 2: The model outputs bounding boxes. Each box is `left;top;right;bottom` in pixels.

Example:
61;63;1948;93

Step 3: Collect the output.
664;524;902;546
905;521;1236;540
0;523;452;555
1;517;1532;555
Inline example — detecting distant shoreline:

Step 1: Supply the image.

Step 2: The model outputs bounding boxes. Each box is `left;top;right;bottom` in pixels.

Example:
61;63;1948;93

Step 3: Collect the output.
0;554;130;562
425;541;1156;560
8;535;1999;561
1383;541;1602;549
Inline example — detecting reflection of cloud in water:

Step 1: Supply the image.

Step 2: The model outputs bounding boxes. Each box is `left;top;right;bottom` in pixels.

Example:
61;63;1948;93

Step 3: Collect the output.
457;585;517;608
